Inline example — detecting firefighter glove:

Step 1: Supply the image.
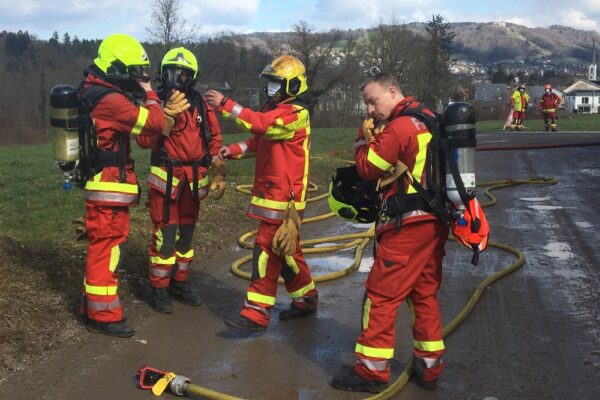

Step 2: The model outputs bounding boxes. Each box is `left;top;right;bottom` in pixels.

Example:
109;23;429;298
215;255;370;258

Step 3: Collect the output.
272;202;301;257
362;118;375;144
164;90;190;117
209;158;227;199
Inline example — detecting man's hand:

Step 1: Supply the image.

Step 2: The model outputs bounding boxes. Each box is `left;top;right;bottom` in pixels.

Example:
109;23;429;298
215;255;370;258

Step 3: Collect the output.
161;115;174;137
164;90;190;117
135;79;153;92
204;90;225;108
218;146;232;160
362;118;375;144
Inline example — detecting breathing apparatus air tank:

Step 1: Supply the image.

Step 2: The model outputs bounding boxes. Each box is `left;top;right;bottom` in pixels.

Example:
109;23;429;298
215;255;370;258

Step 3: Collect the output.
50;84;80;190
442;102;477;215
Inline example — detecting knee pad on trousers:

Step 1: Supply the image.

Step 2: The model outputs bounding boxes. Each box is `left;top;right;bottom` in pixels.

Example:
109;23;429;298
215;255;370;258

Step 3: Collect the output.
158;224;177;258
175;223;195;254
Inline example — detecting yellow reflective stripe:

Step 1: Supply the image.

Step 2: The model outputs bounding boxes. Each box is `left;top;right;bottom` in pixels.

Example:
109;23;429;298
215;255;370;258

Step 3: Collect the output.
300;126;310;202
85;180;139;194
355;343;394;359
367;148;393;171
362;297;372;330
251;196;306;211
150;255;176;265
131;107;149;135
84;279;118;296
258;250;269;279
222;109;253;131
284;255;300;274
189;174;210;190
413;339;445;352
108;245;120;273
156;229;164;252
264;107;308;140
288;280;315;299
407;132;432;194
247;291;276;306
176;249;194;258
150;166;180;186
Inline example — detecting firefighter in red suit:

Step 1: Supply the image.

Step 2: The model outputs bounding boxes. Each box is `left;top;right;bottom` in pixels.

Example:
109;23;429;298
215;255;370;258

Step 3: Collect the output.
205;55;318;333
539;84;562;132
136;47;225;313
332;73;449;393
78;34;181;337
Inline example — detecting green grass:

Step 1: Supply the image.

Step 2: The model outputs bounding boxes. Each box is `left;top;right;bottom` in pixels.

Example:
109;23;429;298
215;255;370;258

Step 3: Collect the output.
476;113;600;132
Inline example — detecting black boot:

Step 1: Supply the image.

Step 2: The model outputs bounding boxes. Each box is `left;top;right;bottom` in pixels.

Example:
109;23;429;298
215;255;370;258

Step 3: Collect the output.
169;280;202;306
225;315;266;333
149;286;173;314
412;358;438;390
331;366;387;393
279;294;318;321
86;319;134;338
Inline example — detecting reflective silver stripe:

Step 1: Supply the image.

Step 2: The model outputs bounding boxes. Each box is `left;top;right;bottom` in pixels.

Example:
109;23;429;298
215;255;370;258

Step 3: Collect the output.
230;102;243;119
355;138;366;148
376;210;431;230
238;142;249;154
87;297;121;311
243;299;270;316
198;188;208;199
147;174;167;191
176;262;189;271
84;191;137;204
418;356;442;368
444;123;475;132
248;204;305;221
358;358;390;371
146;100;159;105
149;268;171;278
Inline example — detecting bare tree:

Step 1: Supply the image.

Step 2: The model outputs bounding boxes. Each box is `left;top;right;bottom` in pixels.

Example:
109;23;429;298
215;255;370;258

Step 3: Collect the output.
145;0;199;48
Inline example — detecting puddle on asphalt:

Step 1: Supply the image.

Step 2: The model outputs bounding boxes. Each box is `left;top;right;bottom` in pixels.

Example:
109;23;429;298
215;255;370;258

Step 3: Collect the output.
307;254;374;274
527;205;563;211
543;241;574;261
579;168;600;177
518;197;551;202
575;221;593;228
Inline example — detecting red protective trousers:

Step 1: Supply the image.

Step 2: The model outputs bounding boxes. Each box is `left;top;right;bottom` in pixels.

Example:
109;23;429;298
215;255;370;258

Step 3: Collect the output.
83;202;129;322
240;221;317;327
147;183;199;288
354;219;449;383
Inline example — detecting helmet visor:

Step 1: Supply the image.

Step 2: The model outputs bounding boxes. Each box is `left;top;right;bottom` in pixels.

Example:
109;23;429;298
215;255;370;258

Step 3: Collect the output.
128;65;151;82
266;80;282;97
164;68;193;89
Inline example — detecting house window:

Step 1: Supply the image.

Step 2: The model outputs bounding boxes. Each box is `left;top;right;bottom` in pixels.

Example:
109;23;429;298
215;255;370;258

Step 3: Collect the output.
582;97;589;104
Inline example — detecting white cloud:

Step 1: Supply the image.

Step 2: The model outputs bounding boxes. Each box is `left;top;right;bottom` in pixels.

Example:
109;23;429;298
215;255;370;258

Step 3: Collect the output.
562;9;598;30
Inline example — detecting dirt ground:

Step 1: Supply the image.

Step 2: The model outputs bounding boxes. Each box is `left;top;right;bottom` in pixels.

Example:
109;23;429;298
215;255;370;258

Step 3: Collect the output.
1;132;599;400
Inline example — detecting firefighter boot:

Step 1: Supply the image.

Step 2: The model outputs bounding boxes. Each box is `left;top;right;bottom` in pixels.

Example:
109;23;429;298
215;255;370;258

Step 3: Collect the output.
412;357;438;390
86;319;134;338
279;293;318;321
149;286;173;314
225;315;267;333
169;280;202;306
331;366;388;393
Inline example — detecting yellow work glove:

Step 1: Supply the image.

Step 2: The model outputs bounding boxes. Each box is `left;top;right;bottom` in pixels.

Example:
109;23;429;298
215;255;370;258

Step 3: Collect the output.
362;118;375;144
161;114;174;137
163;90;190;118
209;158;227;199
272;201;301;257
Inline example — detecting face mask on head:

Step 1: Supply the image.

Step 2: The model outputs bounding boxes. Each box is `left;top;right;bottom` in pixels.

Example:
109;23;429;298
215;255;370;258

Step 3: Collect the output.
267;81;281;97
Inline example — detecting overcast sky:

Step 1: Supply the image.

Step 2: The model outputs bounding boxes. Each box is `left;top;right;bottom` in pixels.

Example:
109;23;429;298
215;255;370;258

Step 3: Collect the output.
1;0;599;41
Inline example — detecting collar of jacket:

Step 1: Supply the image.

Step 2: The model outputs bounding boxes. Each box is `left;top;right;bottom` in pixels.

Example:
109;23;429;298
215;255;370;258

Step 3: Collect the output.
388;96;417;121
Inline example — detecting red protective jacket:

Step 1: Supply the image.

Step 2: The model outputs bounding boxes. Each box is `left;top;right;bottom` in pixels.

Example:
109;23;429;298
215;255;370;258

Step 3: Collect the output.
218;97;311;223
355;97;437;237
137;92;222;200
82;74;165;206
539;92;561;112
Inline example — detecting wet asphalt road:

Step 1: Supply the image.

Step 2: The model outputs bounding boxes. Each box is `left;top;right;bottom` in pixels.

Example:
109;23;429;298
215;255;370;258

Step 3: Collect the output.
0;132;599;400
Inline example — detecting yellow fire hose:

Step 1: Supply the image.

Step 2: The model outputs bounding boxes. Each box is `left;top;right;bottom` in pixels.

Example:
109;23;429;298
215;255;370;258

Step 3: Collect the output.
143;177;556;399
